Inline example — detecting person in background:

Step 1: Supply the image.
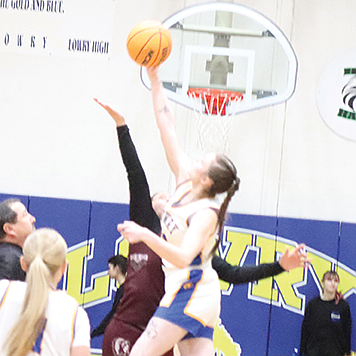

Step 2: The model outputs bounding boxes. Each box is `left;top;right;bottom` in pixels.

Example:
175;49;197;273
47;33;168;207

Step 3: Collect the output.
91;254;127;338
0;228;90;356
0;198;36;281
300;270;352;356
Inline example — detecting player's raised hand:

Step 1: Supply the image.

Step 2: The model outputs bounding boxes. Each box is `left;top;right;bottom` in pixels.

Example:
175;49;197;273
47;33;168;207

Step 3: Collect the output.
279;243;312;271
117;221;146;244
94;98;126;127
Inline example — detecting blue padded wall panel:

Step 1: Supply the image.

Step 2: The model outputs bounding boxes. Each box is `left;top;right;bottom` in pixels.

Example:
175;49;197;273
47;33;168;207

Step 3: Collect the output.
267;217;340;355
219;213;278;356
88;200;129;269
339;222;356;352
1;193;355;356
227;213;279;236
85;201;129;350
276;217;340;259
28;196;91;243
0;193;29;209
28;196;91;304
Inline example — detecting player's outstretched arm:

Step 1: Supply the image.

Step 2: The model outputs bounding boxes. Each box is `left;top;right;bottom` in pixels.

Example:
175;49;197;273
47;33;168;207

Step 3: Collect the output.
146;66;190;185
118;211;215;269
94;98;126;127
213;243;311;285
212;256;284;285
94;98;160;233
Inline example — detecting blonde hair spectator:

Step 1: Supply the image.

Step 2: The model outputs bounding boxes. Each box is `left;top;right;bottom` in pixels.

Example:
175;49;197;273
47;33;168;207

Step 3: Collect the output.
0;228;90;356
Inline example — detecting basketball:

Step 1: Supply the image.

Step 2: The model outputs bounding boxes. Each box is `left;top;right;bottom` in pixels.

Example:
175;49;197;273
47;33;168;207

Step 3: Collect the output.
126;20;172;67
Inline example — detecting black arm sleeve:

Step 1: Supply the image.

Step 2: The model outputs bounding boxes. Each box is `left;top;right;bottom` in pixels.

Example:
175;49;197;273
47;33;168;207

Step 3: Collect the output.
117;126;161;235
90;308;115;338
212;255;285;285
91;284;125;338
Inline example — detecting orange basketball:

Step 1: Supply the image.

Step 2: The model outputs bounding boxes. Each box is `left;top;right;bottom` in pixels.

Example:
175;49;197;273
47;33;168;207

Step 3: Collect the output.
126;20;172;67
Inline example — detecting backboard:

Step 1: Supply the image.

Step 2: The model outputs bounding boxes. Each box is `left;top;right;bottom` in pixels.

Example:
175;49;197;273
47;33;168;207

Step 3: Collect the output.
141;2;298;115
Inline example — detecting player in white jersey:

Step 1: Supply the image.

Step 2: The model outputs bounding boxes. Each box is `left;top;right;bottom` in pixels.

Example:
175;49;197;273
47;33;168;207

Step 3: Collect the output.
118;65;240;356
157;179;221;339
0;228;90;356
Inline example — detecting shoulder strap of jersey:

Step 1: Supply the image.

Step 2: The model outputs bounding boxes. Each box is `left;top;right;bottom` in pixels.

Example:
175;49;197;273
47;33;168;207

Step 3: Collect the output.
70;302;80;346
0;280;12;309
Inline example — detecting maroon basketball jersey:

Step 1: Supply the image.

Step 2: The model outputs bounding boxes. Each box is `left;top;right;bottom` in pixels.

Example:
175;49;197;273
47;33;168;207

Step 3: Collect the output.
113;241;165;331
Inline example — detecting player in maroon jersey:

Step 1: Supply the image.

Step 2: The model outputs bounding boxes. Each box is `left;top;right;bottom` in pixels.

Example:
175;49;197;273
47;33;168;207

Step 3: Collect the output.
95;99;172;356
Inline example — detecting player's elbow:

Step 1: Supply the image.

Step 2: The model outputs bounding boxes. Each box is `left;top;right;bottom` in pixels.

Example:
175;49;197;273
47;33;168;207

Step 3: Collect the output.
172;254;197;269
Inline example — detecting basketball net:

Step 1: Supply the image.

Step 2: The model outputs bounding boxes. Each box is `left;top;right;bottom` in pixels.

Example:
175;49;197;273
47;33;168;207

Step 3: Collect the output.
187;88;243;153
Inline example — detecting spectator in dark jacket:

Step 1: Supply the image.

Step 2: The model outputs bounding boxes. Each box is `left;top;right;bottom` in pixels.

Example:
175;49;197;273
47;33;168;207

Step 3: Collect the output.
300;270;352;356
91;254;127;338
0;198;36;281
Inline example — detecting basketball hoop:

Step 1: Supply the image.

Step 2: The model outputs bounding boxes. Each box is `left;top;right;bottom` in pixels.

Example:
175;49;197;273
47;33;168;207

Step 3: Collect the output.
187;87;243;153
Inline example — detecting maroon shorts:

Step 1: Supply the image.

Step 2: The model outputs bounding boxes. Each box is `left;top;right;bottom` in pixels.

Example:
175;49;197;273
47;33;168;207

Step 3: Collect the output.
102;319;173;356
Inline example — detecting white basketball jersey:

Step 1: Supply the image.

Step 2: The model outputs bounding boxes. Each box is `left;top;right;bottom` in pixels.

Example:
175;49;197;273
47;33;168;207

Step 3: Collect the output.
161;180;220;269
0;280;90;356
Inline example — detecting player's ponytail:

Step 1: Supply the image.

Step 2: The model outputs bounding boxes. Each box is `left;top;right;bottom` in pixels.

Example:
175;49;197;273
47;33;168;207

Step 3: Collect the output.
3;228;67;356
207;154;240;255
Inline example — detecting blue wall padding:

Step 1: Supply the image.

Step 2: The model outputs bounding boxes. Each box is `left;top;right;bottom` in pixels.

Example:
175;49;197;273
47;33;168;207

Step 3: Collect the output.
0;192;355;356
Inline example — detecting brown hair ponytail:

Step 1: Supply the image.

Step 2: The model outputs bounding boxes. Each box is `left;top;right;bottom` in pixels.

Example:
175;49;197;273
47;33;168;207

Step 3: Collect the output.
207;154;240;255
